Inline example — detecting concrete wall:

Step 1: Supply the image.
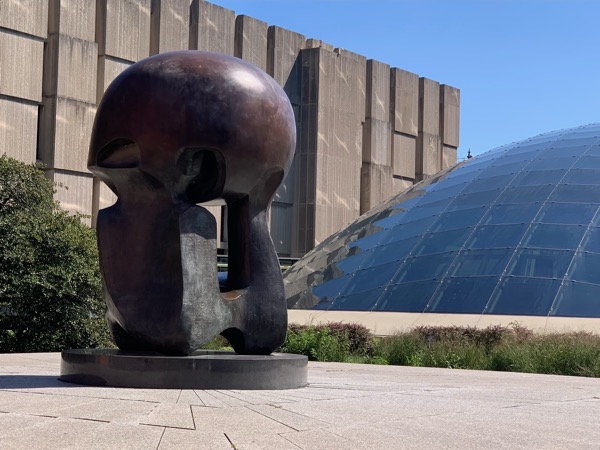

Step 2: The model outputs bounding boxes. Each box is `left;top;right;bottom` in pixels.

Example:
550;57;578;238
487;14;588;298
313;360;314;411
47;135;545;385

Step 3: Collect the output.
267;26;305;255
0;2;46;165
39;0;98;225
1;0;460;256
295;44;366;253
361;59;393;215
288;310;600;336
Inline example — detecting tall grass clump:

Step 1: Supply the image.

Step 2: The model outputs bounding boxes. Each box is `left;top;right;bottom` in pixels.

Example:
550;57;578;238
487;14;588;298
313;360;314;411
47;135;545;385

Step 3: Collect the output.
376;325;505;370
491;331;600;377
372;323;600;377
204;321;600;378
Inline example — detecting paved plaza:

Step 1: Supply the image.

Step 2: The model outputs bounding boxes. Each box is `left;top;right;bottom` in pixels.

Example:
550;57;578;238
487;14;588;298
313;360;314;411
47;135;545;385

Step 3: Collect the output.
1;352;599;449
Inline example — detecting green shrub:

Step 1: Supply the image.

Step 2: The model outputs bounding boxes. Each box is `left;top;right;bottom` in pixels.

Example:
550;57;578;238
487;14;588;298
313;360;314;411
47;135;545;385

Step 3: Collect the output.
412;323;532;352
421;342;490;370
314;322;374;356
200;335;232;351
366;355;389;365
376;325;600;377
279;324;350;362
276;322;600;378
377;333;425;366
376;332;486;369
0;155;111;352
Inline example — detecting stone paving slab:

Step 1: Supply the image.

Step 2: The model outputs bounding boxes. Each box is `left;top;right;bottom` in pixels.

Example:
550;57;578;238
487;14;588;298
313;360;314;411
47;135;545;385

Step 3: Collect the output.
0;353;599;449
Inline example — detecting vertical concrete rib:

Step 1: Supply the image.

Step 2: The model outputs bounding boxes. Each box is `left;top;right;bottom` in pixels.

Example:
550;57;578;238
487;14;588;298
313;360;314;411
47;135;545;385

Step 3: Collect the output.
234;15;268;71
189;0;235;54
92;0;151;226
440;84;460;170
150;0;190;55
390;68;419;185
361;59;393;214
267;26;305;255
416;77;441;181
0;1;47;164
296;44;366;252
39;0;98;224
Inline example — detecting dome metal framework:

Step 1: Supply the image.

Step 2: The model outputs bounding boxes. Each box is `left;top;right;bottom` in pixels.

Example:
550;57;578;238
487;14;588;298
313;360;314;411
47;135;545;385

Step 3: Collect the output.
284;123;600;318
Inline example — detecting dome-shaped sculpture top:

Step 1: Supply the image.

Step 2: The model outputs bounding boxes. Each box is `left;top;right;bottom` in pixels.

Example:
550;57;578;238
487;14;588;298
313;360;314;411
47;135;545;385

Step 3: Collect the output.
90;50;295;204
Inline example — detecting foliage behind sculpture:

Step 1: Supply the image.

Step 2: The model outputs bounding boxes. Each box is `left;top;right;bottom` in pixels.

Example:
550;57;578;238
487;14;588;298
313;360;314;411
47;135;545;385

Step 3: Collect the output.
0;155;111;353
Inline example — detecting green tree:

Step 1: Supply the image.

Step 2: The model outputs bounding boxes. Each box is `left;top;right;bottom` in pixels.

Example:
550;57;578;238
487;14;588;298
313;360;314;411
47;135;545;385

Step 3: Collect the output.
0;155;111;352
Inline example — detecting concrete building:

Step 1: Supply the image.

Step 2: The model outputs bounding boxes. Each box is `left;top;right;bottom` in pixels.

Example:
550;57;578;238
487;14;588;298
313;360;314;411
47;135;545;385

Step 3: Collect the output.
0;0;460;258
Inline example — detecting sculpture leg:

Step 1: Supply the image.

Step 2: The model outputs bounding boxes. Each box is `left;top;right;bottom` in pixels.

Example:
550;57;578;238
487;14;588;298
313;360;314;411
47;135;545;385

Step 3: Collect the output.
107;318;148;353
222;171;288;355
179;205;233;352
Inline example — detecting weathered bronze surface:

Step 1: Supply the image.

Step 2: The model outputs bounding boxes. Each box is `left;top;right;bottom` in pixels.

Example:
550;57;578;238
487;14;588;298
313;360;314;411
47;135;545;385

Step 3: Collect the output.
88;51;296;355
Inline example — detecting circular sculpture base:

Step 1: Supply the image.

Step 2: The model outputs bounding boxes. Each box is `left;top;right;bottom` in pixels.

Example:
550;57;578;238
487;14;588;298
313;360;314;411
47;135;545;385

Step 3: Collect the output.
60;349;308;390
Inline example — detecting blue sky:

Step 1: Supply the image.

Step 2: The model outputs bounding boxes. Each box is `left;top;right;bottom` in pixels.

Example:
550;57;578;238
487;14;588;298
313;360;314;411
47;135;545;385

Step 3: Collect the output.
215;0;600;160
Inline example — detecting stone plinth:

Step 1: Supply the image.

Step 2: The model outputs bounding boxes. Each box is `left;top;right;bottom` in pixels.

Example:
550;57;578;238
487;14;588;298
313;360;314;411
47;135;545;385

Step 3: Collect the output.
60;349;308;390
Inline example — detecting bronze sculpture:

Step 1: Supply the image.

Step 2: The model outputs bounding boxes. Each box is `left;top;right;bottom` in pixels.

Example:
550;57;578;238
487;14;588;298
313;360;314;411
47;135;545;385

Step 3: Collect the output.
88;51;296;356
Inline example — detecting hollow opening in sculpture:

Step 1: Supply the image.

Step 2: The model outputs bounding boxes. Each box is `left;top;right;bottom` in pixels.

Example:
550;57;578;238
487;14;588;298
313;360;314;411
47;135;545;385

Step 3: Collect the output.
178;147;224;204
221;327;245;351
97;139;139;169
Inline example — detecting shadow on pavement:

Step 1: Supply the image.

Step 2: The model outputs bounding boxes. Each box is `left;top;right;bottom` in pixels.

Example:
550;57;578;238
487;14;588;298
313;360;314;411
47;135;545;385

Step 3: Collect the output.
0;375;76;389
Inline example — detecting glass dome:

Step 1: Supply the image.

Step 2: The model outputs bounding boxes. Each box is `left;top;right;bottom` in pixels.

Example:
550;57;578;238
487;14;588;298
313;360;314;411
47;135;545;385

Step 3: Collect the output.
284;123;600;317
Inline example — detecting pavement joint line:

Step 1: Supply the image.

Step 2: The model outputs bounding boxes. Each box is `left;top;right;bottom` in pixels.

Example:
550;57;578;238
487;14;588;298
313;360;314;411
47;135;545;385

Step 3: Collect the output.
71;416;111;423
326;426;376;443
201;390;231;406
247;405;324;432
279;392;384;402
140;422;195;431
191;390;206;406
405;410;469;420
280;428;353;445
213;390;265;404
242;405;300;432
223;432;237;449
257;403;334;426
305;385;390;392
562;396;600;402
276;432;304;449
209;391;253;407
146;402;161;417
231;391;308;403
191;404;222;409
0;389;163;405
175;390;182;403
155;427;166;450
190;404;196;430
214;390;254;405
21;413;59;419
226;390;294;405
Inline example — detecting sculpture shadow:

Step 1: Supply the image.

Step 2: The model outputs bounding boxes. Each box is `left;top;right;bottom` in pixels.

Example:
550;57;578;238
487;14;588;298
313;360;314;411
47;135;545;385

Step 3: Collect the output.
0;375;78;389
